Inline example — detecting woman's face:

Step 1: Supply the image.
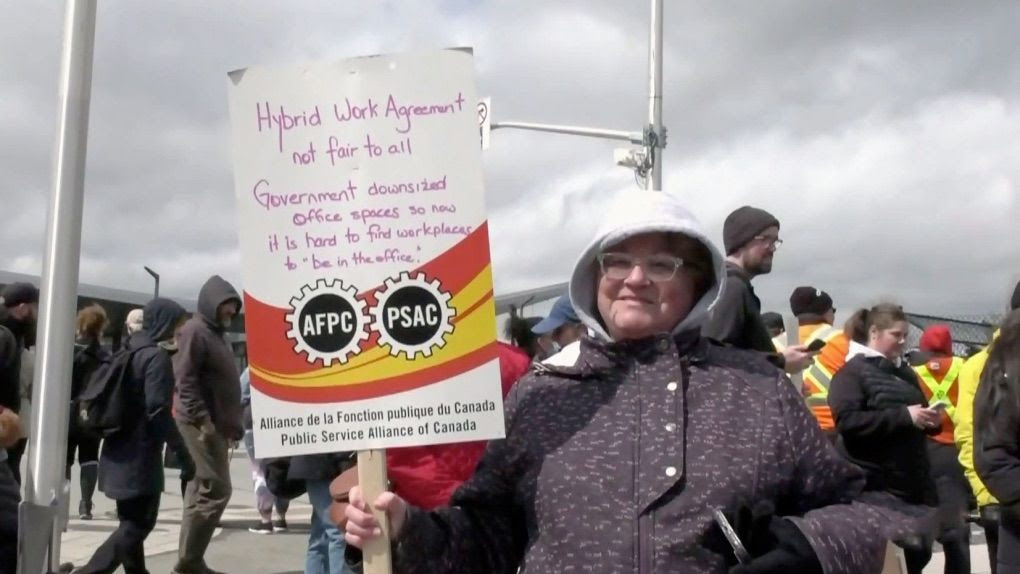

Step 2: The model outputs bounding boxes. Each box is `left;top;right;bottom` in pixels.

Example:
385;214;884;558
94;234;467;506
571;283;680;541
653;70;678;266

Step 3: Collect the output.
869;320;909;359
596;233;699;341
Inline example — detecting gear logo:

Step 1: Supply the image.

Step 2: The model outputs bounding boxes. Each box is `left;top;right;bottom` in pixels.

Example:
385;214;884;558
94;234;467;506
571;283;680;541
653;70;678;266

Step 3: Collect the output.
286;278;369;366
371;271;456;359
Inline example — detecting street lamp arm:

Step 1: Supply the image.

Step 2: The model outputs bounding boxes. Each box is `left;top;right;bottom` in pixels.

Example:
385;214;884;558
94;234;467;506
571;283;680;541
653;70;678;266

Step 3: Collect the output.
490;121;644;145
143;266;160;298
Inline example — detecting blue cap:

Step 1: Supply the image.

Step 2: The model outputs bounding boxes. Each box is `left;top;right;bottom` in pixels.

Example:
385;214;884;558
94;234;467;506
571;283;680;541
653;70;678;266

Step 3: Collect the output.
531;295;580;335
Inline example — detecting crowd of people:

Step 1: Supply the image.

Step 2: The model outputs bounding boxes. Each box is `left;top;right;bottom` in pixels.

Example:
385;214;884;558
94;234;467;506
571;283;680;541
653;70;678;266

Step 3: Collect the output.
1;190;1019;574
343;193;1020;574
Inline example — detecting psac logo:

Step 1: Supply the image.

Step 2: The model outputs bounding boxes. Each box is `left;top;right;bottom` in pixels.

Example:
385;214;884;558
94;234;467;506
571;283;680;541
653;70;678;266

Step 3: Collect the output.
284;272;455;366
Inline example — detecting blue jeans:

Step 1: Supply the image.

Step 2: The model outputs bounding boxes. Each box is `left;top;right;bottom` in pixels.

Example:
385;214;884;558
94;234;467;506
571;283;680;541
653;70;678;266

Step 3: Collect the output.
305;479;347;574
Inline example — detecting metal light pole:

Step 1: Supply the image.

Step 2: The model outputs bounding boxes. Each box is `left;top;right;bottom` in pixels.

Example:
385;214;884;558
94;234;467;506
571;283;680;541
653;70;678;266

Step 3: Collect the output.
489;0;666;190
20;2;97;573
144;265;160;297
646;0;664;191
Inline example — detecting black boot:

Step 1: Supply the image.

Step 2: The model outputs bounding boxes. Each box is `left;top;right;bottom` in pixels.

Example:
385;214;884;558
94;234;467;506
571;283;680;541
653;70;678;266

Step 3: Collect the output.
79;464;97;519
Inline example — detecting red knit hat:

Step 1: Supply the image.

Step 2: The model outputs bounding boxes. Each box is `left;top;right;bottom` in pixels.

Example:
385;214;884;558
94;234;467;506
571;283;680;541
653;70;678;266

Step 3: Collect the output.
919;325;953;356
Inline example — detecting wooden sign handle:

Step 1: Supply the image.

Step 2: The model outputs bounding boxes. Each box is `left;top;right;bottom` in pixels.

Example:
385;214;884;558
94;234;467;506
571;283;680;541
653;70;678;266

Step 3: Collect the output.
357;449;393;574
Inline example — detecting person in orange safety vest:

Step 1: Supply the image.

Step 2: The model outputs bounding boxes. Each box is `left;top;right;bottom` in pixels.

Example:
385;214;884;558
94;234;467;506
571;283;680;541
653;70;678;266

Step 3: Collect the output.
790;286;849;439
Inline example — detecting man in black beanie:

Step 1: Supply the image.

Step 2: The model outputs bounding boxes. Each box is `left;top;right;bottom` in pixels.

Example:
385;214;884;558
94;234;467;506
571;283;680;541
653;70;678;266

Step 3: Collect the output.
703;206;813;373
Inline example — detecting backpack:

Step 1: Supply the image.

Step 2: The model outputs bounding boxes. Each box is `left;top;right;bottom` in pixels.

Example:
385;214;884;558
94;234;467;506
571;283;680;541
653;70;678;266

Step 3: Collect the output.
75;344;149;438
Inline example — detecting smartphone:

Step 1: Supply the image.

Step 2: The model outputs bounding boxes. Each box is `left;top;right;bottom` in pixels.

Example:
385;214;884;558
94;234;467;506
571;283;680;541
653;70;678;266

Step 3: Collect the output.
806;338;827;352
711;509;751;565
930;400;948;411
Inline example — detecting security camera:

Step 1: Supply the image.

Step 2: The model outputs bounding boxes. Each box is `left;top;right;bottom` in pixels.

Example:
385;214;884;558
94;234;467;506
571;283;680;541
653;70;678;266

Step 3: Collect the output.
614;147;647;169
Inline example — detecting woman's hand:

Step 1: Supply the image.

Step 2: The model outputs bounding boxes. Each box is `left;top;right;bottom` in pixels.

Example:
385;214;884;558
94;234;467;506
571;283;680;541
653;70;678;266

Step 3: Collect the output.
343;485;410;548
0;406;22;449
907;404;940;429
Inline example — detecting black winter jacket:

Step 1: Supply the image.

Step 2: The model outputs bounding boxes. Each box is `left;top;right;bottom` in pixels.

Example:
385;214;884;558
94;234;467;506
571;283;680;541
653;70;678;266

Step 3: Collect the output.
701;263;777;357
974;366;1020;506
98;332;176;499
287;451;356;482
0;458;18;539
69;337;107;439
394;334;924;574
0;311;28;413
829;353;938;505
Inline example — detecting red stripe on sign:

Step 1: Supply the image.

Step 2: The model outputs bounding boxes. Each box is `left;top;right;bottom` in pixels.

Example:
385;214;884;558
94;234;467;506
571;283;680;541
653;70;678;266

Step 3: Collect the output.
250;340;499;403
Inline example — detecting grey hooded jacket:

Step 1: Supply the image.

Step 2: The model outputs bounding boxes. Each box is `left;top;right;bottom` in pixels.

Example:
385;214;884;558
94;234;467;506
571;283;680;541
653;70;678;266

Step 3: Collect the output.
391;191;920;573
173;276;244;440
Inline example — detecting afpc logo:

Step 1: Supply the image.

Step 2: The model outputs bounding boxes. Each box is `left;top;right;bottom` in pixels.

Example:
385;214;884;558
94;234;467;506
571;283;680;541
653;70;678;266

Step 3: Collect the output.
371;271;455;359
286;278;369;366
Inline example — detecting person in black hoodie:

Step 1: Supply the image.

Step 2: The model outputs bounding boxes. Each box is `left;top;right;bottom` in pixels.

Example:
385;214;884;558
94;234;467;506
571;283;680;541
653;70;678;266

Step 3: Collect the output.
975;308;1020;572
0;282;38;484
828;303;941;574
172;276;243;574
0;405;23;574
68;304;109;520
73;298;185;574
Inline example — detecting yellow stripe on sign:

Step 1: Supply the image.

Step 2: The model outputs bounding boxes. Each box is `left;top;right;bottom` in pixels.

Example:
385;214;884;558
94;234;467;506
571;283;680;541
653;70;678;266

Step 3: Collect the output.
252;266;496;387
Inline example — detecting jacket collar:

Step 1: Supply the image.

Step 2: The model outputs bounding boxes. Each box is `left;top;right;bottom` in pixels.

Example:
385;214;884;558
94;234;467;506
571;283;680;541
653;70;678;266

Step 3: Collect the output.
725;261;752;284
539;329;709;378
847;340;903;368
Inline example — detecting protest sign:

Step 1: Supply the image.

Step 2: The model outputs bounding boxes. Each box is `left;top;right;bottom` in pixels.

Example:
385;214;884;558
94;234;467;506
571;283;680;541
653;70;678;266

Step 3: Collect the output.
228;49;504;459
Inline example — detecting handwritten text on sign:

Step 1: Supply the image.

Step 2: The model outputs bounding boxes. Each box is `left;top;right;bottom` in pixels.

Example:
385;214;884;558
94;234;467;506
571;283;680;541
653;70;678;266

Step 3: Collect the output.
228;50;504;457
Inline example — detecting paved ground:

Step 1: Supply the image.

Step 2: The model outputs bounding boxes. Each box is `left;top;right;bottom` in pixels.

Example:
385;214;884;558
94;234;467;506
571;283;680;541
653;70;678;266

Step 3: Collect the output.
58;451;317;574
42;452;994;573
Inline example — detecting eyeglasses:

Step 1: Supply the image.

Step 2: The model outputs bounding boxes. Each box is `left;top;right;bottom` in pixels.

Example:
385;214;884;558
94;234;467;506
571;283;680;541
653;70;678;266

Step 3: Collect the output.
597;252;685;282
754;235;783;250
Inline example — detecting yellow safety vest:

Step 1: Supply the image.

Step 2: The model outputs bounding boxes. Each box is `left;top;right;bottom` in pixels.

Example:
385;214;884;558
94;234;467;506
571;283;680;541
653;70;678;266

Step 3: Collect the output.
803;325;841;408
914;357;964;423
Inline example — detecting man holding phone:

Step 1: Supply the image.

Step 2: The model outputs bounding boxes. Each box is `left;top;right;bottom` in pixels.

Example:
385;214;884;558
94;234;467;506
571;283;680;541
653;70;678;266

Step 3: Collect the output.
914;325;971;574
703;206;815;374
789;286;850;440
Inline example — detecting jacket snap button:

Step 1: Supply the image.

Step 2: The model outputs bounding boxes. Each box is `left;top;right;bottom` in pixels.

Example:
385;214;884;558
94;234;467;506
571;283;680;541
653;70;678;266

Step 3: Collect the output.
665;423;676;432
666;382;678;392
665;466;677;477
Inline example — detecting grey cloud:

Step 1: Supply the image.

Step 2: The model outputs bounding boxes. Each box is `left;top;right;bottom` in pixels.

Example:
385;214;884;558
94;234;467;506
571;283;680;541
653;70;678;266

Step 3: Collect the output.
1;1;1018;320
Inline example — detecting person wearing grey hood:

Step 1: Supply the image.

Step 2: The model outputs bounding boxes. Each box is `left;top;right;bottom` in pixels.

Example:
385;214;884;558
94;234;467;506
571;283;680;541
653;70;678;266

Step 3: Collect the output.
172;275;244;574
343;190;923;574
73;298;185;574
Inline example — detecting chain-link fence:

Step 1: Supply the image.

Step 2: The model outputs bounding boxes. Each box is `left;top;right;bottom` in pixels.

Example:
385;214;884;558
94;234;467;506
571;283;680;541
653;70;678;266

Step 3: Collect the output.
904;312;1004;357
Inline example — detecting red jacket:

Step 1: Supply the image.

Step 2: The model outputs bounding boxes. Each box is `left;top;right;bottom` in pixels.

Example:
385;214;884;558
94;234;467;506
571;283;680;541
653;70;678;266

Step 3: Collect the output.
386;343;531;509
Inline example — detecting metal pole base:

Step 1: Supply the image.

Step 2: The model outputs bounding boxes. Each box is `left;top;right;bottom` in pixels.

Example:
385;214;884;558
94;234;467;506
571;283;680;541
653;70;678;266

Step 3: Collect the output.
17;500;57;574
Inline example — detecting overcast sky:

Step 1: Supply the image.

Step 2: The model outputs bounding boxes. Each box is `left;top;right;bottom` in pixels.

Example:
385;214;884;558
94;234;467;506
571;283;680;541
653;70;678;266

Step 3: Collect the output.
2;1;1018;318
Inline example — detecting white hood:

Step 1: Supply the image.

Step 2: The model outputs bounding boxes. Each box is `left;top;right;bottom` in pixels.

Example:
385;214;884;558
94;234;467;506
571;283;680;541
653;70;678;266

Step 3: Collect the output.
847;340;903;367
568;190;727;342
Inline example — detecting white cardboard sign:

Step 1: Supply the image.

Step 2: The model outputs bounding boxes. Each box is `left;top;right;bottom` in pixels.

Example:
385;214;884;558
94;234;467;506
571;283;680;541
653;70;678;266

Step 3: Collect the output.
227;49;504;458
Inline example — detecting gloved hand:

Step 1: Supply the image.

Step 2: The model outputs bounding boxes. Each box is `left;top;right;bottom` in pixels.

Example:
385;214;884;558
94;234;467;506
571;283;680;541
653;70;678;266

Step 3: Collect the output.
722;500;823;574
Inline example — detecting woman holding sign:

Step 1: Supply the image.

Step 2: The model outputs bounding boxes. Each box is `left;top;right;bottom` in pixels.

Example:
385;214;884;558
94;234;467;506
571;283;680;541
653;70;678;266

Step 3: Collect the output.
344;190;923;573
